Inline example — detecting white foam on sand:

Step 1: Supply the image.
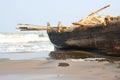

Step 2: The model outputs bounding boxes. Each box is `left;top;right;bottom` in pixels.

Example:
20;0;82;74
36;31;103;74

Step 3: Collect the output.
71;58;106;62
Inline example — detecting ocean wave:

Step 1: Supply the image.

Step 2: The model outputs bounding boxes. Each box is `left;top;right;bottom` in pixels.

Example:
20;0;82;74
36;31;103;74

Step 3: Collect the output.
0;44;54;53
0;33;49;44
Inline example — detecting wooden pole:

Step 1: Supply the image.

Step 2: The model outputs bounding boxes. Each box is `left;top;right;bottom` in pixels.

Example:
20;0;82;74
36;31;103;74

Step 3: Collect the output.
88;4;110;16
17;23;70;31
17;23;56;31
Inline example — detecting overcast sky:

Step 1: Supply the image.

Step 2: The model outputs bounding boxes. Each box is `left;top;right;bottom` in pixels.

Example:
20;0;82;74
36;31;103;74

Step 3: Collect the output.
0;0;120;33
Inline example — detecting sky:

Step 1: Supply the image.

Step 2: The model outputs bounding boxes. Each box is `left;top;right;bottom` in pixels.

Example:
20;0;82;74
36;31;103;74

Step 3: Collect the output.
0;0;120;33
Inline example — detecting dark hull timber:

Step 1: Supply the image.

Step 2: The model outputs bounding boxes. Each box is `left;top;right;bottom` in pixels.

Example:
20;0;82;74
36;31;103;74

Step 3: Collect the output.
47;20;120;55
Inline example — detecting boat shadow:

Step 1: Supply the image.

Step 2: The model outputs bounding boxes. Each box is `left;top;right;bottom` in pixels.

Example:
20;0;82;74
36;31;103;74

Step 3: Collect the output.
49;49;120;61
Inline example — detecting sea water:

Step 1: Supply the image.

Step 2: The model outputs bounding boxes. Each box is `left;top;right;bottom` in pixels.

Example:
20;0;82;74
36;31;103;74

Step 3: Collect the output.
0;33;119;61
0;33;54;60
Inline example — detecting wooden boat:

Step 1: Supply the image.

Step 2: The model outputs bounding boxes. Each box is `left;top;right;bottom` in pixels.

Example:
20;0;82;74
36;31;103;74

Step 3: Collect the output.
47;18;120;54
17;5;120;55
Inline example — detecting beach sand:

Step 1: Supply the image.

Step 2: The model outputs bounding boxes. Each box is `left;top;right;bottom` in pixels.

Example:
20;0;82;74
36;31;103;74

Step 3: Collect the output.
0;59;120;80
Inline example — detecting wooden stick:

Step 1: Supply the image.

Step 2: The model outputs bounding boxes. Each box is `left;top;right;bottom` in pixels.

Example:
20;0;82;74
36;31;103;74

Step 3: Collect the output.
17;23;70;31
88;4;110;16
18;24;53;31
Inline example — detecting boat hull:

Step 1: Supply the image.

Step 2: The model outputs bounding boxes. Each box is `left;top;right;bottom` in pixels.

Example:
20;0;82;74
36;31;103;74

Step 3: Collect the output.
47;20;120;54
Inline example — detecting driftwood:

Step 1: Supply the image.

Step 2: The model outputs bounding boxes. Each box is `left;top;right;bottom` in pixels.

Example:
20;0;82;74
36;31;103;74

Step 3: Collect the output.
17;23;70;31
17;24;55;31
72;4;111;27
18;27;49;31
17;4;111;31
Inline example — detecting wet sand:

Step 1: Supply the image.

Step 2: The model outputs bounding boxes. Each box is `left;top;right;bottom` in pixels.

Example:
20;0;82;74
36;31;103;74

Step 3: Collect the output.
0;59;120;80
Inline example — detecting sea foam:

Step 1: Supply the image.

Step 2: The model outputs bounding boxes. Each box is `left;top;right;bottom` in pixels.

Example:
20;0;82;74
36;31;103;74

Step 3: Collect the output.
0;33;49;43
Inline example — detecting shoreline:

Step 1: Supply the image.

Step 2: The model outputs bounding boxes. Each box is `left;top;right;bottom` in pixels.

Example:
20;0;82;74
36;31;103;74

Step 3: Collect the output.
0;59;120;80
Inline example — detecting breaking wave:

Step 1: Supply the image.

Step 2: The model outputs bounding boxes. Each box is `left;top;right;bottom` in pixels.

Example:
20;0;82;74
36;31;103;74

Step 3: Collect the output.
0;33;54;53
0;33;49;44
